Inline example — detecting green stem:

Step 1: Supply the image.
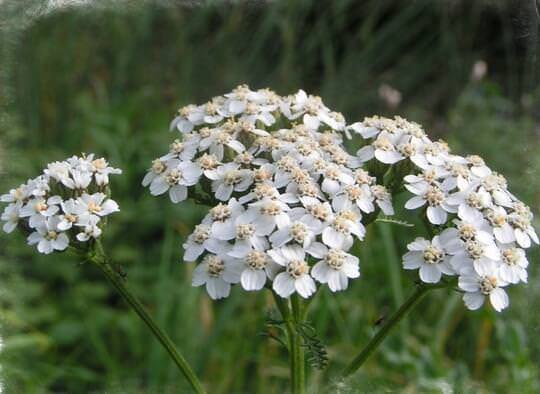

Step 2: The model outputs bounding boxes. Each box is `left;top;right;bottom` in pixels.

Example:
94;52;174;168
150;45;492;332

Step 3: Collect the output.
90;245;205;394
272;292;306;394
342;283;445;377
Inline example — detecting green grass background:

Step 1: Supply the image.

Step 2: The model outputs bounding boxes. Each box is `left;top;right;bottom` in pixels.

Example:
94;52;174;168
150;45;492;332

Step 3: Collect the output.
0;1;539;392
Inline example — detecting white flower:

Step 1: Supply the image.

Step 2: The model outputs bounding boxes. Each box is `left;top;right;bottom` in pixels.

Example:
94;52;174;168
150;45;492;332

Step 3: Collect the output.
199;129;245;161
183;224;227;262
447;187;492;223
319;164;354;196
498;245;528;284
240;198;290;236
269;245;316;298
311;245;360;291
239;250;279;291
67;169;92;190
27;216;69;254
149;160;202;203
484;206;515;244
357;131;404;164
203;198;244;241
76;216;103;242
402;236;455;283
371;185;394;215
206;163;253;201
322;211;365;250
405;183;456;225
449;236;500;276
20;196;62;228
90;157;122;186
192;254;242;300
228;223;268;258
57;199;86;230
332;184;375;214
44;161;72;185
458;265;509;312
269;220;317;248
77;193;120;223
508;210;539;249
170;104;203;133
1;185;30;204
1;201;22;233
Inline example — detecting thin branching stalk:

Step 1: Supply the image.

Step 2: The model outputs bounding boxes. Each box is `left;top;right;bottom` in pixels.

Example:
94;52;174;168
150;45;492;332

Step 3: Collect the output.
342;282;449;377
90;241;205;394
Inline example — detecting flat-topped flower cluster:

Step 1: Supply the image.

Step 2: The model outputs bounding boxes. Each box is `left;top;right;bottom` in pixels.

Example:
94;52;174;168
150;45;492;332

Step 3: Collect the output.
1;154;121;254
143;85;537;311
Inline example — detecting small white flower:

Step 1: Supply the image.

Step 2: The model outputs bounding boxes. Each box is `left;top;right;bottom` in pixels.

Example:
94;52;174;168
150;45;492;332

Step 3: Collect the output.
183;224;226;262
240;198;291;236
149;160;202;203
239;250;279;291
405;183;456;225
206;163;253;201
57;199;86;230
77;193;120;223
20;196;62;228
202;198;245;241
199;129;245;161
357;131;404;164
228;223;268;258
322;211;365;250
1;185;30;204
90;157;122;186
76;216;103;242
27;216;69;254
459;265;509;312
1;201;23;233
402;236;455;283
311;245;360;291
371;185;394;215
269;245;316;299
332;184;375;214
447;187;492;223
508;211;539;249
498;245;528;284
192;254;242;300
269;220;317;248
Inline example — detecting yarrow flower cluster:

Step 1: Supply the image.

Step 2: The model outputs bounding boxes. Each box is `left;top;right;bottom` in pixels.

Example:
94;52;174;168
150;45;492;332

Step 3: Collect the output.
1;154;121;254
144;85;537;312
350;115;538;312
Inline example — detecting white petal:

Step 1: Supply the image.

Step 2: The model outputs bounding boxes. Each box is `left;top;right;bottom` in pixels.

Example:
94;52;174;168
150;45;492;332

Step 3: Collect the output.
327;271;348;292
241;269;266;291
463;292;485;310
206;278;230;300
311;262;330;283
294;275;316;298
419;264;442;283
404;196;426;210
273;272;296;298
427;206;447;225
489;288;509;312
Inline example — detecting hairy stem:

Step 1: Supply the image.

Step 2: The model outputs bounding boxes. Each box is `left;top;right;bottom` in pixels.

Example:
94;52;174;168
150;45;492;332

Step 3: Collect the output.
90;243;205;394
342;282;447;377
272;292;306;394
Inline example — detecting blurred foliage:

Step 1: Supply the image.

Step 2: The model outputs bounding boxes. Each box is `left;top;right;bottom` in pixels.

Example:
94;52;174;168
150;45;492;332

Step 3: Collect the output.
0;0;539;393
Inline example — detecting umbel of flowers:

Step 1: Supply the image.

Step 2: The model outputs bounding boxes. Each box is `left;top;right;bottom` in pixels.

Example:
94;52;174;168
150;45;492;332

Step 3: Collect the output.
142;85;537;312
1;154;121;254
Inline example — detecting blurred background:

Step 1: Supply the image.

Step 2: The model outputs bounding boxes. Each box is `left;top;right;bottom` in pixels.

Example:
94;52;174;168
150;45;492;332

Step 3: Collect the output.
0;0;539;392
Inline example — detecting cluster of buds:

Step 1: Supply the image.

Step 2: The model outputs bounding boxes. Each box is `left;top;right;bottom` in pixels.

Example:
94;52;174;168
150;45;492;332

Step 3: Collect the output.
144;85;537;311
349;116;538;311
1;154;121;254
